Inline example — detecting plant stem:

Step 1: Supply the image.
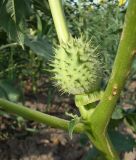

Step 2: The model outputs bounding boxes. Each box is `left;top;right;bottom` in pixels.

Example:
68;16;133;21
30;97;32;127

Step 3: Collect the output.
0;43;18;50
90;0;136;134
86;132;119;160
85;0;136;159
48;0;70;43
0;98;84;133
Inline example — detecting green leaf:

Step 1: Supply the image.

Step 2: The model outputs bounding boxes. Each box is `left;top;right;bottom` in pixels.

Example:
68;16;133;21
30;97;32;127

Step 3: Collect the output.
125;109;136;132
0;0;31;46
132;58;136;71
66;113;80;139
82;147;101;160
80;134;89;146
24;36;53;60
32;0;50;15
68;119;77;139
0;110;10;118
109;130;136;152
0;87;8;99
5;0;31;24
0;0;5;7
112;107;124;119
0;80;21;102
0;3;23;46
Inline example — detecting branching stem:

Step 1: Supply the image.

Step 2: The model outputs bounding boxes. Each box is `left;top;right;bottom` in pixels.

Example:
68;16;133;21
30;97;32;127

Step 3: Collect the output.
85;0;136;159
0;98;84;133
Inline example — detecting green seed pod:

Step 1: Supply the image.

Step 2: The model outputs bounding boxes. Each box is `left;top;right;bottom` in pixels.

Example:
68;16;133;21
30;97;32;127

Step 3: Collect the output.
50;36;103;95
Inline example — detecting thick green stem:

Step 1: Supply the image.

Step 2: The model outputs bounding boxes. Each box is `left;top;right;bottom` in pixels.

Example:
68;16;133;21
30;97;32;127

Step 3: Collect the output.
90;0;136;133
0;98;84;133
86;132;119;160
48;0;70;43
85;0;136;159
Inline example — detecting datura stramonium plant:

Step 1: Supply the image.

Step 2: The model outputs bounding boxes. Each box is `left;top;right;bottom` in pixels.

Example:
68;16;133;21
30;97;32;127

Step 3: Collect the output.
50;36;104;95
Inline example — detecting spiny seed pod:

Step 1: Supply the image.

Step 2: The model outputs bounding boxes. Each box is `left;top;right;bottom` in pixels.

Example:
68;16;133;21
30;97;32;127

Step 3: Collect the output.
50;36;103;95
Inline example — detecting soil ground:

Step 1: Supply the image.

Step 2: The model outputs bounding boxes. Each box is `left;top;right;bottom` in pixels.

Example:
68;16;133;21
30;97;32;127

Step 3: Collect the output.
0;76;136;160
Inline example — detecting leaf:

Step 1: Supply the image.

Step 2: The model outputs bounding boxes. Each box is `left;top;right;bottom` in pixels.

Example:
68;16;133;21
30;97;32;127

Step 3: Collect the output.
112;107;124;120
0;0;5;7
109;130;136;152
80;134;89;146
124;109;136;132
68;117;80;139
24;36;53;60
32;0;50;15
0;80;21;102
0;87;8;99
0;110;10;118
66;113;80;139
0;3;23;46
6;0;31;24
132;58;136;71
82;147;101;160
0;0;31;46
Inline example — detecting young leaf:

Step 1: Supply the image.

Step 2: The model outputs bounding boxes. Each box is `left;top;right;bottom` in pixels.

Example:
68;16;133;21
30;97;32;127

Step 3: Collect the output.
66;112;80;139
68;117;80;139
